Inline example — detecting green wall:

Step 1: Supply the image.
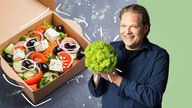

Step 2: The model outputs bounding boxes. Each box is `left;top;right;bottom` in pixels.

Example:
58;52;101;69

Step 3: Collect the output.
137;0;192;108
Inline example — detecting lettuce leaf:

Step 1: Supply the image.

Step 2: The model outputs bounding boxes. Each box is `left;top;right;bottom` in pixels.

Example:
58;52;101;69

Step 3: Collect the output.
84;41;117;73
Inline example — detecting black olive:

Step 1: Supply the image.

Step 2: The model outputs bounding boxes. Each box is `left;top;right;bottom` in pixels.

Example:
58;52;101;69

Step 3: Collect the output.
38;63;49;72
65;43;76;50
22;60;32;68
26;38;37;47
76;48;84;59
56;25;64;32
3;53;13;62
53;46;63;55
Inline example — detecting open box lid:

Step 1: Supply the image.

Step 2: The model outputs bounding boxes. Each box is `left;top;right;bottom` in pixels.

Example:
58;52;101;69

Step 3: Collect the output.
0;0;56;44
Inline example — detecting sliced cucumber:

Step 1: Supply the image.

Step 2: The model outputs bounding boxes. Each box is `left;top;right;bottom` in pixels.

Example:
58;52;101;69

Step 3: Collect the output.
43;71;53;77
13;61;23;72
43;72;55;82
39;77;47;88
71;53;77;60
39;72;58;88
48;76;54;82
4;43;14;55
17;73;24;79
23;70;36;79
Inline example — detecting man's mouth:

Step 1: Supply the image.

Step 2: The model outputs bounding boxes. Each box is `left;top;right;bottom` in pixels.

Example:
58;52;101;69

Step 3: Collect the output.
124;35;134;39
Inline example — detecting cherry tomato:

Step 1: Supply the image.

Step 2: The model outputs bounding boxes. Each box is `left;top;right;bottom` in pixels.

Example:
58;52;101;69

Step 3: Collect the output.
72;59;80;67
28;31;43;41
57;51;73;72
29;83;38;91
30;52;47;63
35;25;49;33
14;41;27;51
15;46;26;51
24;71;43;85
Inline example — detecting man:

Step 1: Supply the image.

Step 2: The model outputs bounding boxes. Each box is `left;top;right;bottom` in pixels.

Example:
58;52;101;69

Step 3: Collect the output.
88;4;169;108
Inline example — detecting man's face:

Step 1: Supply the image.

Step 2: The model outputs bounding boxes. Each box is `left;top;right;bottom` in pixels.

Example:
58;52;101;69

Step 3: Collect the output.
120;12;148;50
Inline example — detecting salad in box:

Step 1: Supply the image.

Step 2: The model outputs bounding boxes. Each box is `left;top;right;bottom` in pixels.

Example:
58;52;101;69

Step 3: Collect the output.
1;21;85;91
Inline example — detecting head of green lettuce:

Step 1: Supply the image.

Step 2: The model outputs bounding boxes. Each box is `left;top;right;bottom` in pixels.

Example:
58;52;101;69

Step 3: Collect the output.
84;41;117;73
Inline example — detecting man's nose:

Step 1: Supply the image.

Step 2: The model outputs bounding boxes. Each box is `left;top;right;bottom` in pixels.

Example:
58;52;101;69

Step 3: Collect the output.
125;27;132;34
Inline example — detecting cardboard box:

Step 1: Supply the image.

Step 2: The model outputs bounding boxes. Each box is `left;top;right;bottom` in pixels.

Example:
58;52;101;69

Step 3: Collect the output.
0;0;89;104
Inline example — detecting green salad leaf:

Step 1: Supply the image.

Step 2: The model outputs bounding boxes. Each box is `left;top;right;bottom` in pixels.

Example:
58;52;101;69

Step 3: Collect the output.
84;41;117;73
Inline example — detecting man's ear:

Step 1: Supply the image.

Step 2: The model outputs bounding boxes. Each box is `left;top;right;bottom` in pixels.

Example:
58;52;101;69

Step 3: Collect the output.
144;25;149;34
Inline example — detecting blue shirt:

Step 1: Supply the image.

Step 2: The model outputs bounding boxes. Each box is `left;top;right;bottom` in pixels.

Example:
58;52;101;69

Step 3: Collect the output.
88;38;169;108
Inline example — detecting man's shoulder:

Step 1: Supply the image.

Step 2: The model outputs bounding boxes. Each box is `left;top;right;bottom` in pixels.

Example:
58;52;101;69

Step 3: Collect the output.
110;41;124;48
148;42;169;56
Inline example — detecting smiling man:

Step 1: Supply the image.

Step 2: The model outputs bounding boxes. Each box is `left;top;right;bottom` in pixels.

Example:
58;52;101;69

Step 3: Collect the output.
88;4;170;108
119;8;149;51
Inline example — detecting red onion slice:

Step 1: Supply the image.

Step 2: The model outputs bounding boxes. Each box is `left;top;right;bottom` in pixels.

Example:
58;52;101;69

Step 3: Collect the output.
14;59;37;73
25;51;35;59
59;37;80;54
45;73;59;82
28;31;44;41
21;59;37;71
14;68;27;73
13;41;28;53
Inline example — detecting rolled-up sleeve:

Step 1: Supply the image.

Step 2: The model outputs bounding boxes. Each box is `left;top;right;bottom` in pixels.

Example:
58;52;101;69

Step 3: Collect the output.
88;75;106;97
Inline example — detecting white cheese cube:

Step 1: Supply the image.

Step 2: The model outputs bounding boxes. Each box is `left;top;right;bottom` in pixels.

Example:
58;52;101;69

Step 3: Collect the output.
34;39;49;51
44;28;60;42
49;59;63;72
13;49;25;61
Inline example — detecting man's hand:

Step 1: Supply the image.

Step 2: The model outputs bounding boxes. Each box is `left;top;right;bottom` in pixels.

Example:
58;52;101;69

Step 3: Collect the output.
99;69;123;87
93;73;101;88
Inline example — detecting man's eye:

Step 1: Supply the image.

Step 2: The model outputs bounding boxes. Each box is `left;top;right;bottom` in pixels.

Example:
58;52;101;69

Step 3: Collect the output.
131;25;138;28
120;25;126;27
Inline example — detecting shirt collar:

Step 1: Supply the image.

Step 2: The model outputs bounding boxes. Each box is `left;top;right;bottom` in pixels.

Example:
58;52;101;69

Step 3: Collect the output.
139;37;152;51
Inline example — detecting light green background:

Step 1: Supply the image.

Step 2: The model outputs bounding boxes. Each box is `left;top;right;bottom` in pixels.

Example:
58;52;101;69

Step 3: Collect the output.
137;0;192;108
